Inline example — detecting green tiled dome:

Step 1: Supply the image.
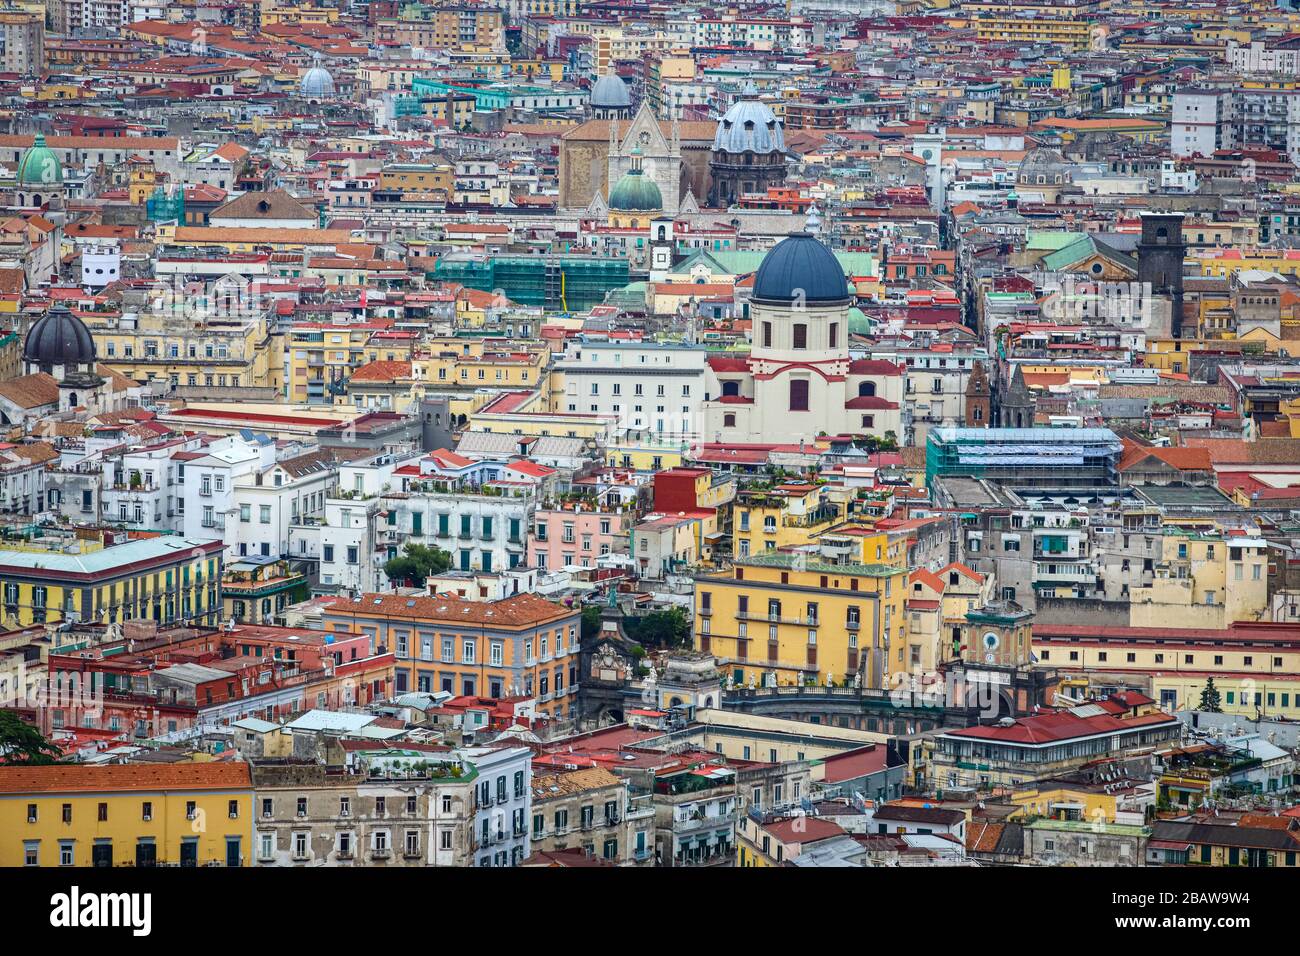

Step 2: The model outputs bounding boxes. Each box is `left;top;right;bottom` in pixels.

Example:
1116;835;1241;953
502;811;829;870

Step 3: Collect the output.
608;151;662;212
17;133;61;185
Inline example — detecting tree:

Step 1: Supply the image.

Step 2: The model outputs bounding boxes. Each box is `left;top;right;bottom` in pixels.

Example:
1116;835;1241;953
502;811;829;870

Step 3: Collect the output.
0;710;61;765
580;604;603;642
624;607;691;648
383;543;452;588
1198;678;1223;713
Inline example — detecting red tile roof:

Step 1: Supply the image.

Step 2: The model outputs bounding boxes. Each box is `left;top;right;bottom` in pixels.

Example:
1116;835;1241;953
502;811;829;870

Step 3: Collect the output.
0;762;251;794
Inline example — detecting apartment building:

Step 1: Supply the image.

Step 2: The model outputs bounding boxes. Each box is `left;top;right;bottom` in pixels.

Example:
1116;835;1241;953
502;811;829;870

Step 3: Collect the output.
553;338;709;440
529;503;632;571
0;535;223;629
464;744;533;868
183;434;335;563
320;591;580;717
694;536;908;690
0;763;253;867
381;485;533;575
528;767;652;865
85;309;283;394
931;696;1181;789
250;759;476;867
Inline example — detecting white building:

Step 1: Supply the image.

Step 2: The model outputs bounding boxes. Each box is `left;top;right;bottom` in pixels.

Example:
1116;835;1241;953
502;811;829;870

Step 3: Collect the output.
102;437;200;532
555;338;708;440
183;434;335;562
320;495;384;594
463;744;533;868
381;485;534;576
1170;89;1233;159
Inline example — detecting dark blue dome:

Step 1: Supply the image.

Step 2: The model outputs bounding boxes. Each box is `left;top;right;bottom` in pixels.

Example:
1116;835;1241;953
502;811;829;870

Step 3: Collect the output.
24;305;96;369
751;232;850;305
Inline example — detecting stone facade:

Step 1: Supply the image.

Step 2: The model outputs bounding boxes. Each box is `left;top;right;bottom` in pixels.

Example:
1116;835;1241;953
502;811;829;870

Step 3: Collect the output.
559;105;715;212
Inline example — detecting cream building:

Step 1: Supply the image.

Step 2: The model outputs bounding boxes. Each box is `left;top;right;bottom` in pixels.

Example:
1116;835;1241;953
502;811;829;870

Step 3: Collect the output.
699;228;904;444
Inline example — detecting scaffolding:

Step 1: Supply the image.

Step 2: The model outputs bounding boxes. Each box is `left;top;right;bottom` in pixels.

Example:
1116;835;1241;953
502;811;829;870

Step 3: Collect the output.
431;254;629;312
926;427;1124;488
146;185;184;223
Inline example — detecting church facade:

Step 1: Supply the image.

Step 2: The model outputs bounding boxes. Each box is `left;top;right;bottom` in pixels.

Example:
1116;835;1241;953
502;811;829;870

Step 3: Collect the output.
558;103;715;212
700;230;904;445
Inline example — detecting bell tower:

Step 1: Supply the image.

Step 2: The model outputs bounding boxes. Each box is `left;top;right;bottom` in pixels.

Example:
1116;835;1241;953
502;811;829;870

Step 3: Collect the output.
1137;212;1186;339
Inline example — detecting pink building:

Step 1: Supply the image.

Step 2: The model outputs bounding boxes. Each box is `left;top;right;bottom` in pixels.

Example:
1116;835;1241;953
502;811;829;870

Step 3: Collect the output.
529;506;630;571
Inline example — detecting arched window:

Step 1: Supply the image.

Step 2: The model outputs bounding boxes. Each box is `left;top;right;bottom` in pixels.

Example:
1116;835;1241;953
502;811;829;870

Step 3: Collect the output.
722;380;740;397
858;381;876;397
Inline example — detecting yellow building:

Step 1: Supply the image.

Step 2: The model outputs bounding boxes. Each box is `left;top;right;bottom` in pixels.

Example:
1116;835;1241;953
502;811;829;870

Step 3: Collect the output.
469;403;615;442
604;439;686;472
260;0;339;24
0;536;224;629
906;563;994;675
378;162;454;197
0;763;253;867
967;15;1102;51
157;226;355;253
1129;531;1268;630
288;322;385;404
732;483;847;559
1193;247;1300;280
85;310;282;393
1008;782;1127;824
128;159;158;206
736;813;846;867
376;8;503;50
694;538;908;689
416;341;549;391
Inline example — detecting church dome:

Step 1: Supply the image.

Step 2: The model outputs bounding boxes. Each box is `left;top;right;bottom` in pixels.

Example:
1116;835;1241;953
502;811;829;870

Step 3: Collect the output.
847;306;872;335
24;305;96;370
608;153;662;212
590;72;631;109
752;232;850;306
1017;146;1071;186
713;98;785;155
299;61;335;98
17;133;61;185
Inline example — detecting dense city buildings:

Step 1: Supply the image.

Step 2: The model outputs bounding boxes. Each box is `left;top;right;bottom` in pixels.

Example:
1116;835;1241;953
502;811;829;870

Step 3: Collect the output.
0;0;1296;907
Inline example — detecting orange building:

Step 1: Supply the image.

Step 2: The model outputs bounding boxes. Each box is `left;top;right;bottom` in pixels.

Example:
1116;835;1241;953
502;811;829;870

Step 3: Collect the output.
321;592;581;717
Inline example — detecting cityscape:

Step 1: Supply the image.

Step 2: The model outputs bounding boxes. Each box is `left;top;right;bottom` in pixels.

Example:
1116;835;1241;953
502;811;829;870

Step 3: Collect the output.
0;0;1295;897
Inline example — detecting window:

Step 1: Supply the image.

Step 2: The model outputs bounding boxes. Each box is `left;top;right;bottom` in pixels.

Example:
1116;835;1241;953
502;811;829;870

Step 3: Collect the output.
792;323;807;349
789;379;809;411
762;322;772;348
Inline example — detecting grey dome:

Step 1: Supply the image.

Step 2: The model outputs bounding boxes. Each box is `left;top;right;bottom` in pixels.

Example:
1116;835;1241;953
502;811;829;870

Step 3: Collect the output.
713;98;785;155
300;63;335;98
590;72;630;109
752;233;850;306
24;305;96;370
1017;147;1071;185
